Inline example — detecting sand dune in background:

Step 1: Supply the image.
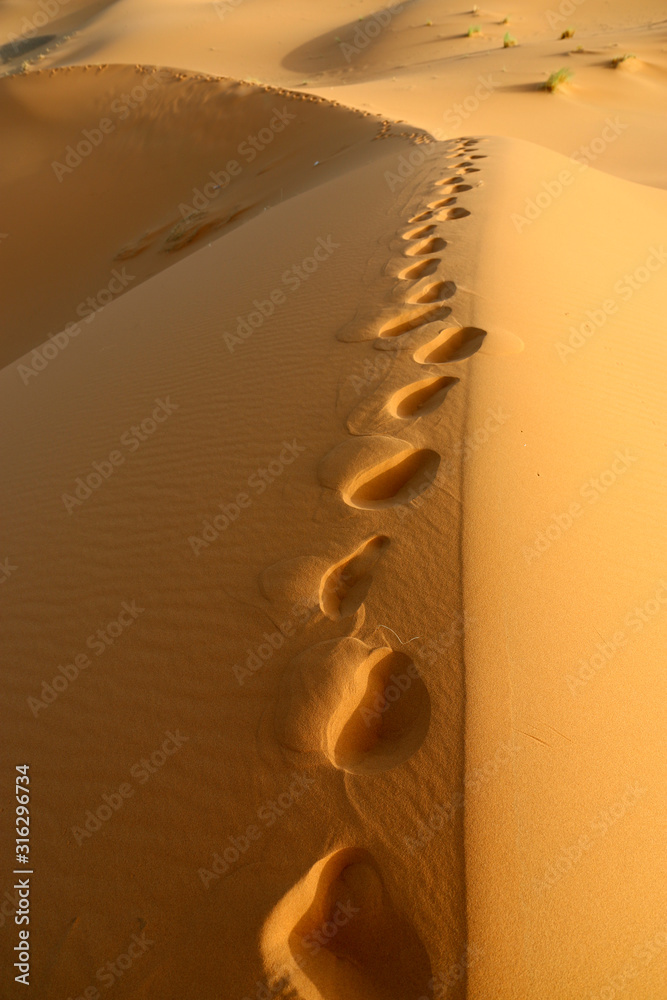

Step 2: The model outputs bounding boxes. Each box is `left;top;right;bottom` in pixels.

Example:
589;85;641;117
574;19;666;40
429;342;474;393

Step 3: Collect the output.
15;0;667;187
0;63;430;367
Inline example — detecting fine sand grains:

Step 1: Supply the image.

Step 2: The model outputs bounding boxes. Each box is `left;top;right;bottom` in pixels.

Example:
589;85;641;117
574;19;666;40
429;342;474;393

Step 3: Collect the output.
257;137;509;999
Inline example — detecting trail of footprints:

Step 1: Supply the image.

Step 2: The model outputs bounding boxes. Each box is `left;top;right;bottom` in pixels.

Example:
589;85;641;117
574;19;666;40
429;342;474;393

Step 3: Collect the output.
258;138;490;999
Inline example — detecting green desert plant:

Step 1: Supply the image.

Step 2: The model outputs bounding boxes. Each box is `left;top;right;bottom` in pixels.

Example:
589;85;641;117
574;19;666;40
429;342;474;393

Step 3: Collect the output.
543;67;573;91
611;52;636;67
503;32;517;47
467;24;481;36
560;27;575;38
501;16;510;24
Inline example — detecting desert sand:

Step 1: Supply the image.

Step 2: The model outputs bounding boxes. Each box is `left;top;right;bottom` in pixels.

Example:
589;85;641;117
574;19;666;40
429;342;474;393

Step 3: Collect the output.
1;1;665;998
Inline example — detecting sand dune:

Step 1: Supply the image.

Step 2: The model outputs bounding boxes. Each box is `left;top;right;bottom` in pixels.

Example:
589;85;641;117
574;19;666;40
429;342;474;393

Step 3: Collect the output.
3;129;475;998
0;63;427;367
1;2;666;998
16;0;667;188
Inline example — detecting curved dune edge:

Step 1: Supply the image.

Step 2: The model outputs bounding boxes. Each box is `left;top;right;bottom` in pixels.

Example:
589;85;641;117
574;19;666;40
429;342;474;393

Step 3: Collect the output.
11;0;667;189
0;61;431;369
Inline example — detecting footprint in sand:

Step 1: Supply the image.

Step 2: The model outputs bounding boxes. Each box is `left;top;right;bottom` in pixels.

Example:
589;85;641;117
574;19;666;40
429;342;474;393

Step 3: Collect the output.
414;326;487;364
428;196;456;208
407;209;433;223
274;638;430;774
337;237;449;341
259;536;392;626
377;303;452;338
262;847;433;1000
402;224;436;241
330;647;430;773
319;436;440;510
435;174;464;186
320;536;390;621
397;258;440;280
442;206;471;221
407;279;456;304
346;450;440;508
404;235;447;256
386;375;459;419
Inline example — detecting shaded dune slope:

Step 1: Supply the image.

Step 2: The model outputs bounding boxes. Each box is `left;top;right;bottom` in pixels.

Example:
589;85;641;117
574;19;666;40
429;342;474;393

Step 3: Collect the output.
0;63;428;367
